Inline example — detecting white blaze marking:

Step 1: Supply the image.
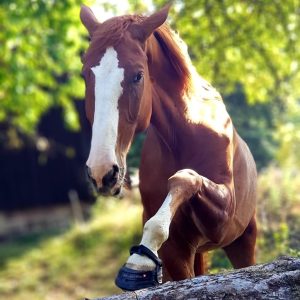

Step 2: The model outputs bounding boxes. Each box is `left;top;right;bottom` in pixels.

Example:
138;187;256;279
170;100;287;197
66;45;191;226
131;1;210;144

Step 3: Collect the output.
126;193;173;271
86;47;124;183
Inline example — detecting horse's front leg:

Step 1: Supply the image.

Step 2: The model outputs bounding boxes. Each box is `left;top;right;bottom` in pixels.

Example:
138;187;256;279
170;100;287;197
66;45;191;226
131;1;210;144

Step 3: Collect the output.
125;170;203;267
115;169;234;290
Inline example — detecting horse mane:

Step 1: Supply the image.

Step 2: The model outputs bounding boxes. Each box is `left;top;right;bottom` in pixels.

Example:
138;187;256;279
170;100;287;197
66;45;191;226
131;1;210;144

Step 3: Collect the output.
152;23;193;96
152;24;222;102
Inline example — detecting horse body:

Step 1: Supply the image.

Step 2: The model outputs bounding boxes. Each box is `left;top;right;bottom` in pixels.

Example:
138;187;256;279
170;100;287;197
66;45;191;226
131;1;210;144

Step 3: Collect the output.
80;4;257;287
139;55;257;279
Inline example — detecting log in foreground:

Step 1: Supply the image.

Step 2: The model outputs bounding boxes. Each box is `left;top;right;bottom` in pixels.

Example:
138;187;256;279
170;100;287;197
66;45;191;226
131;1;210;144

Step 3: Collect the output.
91;256;300;300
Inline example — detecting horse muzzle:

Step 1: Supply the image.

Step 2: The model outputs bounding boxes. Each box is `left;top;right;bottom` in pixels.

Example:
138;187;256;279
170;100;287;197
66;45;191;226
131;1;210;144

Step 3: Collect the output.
86;164;122;196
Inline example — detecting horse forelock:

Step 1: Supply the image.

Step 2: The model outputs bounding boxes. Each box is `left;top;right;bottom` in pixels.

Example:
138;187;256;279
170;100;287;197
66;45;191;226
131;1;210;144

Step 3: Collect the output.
82;15;145;71
82;14;193;94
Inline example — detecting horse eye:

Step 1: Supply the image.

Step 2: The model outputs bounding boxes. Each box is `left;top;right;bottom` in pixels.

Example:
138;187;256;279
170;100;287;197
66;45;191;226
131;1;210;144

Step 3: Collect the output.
133;72;143;84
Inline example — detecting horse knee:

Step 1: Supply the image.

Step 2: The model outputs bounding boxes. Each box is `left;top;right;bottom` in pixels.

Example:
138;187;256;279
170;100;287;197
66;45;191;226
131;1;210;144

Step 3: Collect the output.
168;169;202;199
143;217;169;249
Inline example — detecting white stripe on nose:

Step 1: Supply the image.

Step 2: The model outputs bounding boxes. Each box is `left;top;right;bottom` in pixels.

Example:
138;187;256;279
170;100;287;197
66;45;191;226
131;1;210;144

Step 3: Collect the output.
86;47;124;187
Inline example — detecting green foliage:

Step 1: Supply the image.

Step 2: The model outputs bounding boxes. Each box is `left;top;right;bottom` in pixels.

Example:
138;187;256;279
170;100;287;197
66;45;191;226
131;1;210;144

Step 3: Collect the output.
256;164;300;262
225;85;277;170
128;0;153;13
288;248;300;258
0;0;90;133
168;0;300;104
1;0;299;169
275;97;300;167
209;249;231;273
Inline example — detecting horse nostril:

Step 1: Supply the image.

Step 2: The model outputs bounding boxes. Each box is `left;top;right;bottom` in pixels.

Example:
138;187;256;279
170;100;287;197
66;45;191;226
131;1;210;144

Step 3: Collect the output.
112;164;119;175
102;165;119;188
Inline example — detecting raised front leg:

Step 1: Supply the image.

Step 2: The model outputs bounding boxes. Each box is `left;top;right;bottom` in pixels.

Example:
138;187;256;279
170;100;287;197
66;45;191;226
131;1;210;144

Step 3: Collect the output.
115;169;235;290
125;170;203;269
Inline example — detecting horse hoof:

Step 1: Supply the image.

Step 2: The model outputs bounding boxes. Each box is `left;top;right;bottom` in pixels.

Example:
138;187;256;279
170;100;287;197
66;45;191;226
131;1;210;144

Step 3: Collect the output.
115;265;162;291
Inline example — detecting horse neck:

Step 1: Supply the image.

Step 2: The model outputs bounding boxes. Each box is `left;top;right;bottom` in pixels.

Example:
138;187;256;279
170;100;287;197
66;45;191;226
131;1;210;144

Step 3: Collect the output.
146;35;188;152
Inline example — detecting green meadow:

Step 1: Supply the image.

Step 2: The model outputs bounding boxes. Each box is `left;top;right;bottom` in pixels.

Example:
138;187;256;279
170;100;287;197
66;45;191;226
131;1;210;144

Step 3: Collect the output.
0;197;142;299
1;183;299;300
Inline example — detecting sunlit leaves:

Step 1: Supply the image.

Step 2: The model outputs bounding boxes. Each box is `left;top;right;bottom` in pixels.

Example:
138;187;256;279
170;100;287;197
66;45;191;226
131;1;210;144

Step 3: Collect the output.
276;97;300;167
0;0;92;133
168;0;300;105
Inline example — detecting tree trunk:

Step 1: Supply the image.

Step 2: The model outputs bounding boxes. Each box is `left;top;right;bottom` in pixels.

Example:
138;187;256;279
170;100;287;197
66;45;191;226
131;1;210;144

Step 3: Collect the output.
91;256;300;300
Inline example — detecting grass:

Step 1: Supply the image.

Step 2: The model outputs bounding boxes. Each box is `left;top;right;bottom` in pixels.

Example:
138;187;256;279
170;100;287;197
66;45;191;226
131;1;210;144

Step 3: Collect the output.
1;189;298;300
0;197;142;300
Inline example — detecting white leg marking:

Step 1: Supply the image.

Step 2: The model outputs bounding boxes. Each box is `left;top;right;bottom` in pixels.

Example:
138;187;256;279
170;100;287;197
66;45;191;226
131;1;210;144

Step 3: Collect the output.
86;47;124;185
126;193;173;271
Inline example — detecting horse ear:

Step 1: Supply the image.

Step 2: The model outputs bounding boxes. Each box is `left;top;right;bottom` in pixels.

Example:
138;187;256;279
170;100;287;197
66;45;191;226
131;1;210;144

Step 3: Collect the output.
132;3;171;42
80;5;99;36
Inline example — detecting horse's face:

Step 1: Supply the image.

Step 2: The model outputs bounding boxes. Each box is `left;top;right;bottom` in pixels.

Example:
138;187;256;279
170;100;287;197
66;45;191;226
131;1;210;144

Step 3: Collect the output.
83;37;151;195
80;5;169;195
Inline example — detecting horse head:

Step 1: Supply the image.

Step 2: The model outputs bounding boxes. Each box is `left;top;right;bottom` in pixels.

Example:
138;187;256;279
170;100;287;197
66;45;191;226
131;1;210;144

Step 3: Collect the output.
80;5;170;195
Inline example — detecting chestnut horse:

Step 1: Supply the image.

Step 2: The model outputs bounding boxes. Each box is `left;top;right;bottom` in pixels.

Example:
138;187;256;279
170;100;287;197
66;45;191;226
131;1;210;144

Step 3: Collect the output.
80;4;257;290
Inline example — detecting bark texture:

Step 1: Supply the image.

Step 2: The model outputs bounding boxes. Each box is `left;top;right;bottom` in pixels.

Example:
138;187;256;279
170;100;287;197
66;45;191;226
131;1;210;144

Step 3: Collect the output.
91;256;300;300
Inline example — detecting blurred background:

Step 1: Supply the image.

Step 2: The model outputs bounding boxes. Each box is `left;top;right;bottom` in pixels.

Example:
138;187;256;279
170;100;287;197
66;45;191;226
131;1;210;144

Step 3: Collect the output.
0;0;299;299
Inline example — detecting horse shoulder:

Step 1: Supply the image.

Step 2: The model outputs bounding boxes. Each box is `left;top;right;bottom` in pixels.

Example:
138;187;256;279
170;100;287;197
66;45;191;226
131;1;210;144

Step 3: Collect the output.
139;125;176;216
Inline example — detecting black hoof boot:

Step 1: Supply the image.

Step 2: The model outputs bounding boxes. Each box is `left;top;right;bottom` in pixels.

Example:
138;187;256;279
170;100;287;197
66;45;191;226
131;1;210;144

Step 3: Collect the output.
115;245;162;291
